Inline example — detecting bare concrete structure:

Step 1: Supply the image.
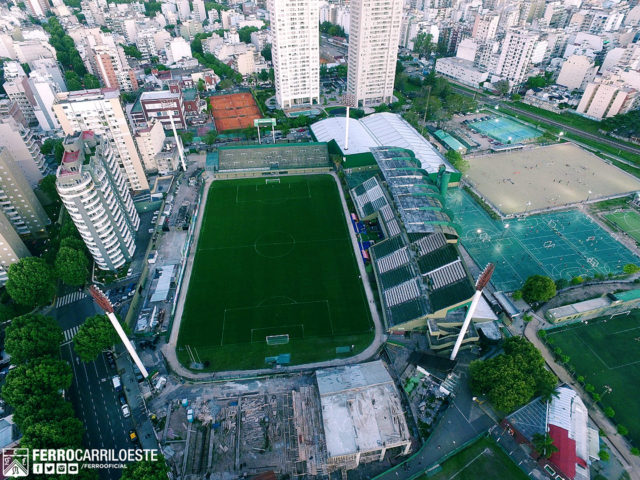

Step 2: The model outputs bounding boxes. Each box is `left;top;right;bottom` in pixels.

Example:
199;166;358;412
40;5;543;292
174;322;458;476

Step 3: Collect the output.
316;360;411;471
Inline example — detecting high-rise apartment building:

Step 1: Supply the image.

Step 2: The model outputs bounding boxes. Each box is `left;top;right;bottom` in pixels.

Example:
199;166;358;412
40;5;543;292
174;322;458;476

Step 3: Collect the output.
94;44;139;92
268;0;320;108
0;208;31;286
0;101;47;187
24;0;50;17
346;0;403;107
56;132;140;271
494;30;538;85
0;148;50;236
53;89;149;192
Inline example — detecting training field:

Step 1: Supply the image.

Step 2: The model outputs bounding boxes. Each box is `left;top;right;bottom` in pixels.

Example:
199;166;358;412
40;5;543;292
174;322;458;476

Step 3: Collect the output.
419;437;528;480
468;115;541;144
447;189;638;291
466;143;640;215
545;311;640;445
605;209;640;243
177;175;373;370
209;92;261;131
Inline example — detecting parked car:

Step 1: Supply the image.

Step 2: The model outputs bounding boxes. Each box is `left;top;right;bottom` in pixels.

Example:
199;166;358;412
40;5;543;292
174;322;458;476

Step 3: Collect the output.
118;394;126;406
121;404;131;418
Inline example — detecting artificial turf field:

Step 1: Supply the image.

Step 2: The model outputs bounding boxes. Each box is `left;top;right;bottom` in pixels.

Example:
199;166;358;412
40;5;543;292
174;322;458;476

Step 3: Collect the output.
177;175;373;370
605;210;640;244
418;437;528;480
545;311;640;445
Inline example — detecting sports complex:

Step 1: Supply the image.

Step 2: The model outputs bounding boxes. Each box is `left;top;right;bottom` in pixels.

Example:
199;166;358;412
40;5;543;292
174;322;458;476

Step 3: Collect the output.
465;143;640;216
544;311;640;445
209;92;262;131
177;145;374;370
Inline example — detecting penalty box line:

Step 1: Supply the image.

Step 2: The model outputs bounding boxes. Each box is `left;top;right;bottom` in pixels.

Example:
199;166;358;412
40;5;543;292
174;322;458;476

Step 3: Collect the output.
221;299;331;345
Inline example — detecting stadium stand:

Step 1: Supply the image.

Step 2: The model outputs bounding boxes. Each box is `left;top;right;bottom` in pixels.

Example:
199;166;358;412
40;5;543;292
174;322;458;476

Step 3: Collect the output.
216;143;332;177
349;147;478;352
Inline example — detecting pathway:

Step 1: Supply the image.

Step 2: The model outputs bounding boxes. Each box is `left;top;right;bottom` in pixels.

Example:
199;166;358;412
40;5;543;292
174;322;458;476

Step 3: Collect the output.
161;171;386;381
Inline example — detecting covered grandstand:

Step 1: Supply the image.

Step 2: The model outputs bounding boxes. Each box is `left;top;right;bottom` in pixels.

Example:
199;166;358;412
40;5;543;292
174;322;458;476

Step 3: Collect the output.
349;147;482;352
311;112;460;181
215;143;332;178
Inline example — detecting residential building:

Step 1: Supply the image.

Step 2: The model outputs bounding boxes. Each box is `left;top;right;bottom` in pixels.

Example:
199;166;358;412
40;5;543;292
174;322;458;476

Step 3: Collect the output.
26;70;63;131
436;57;489;88
0;148;50;235
577;77;639;119
165;37;193;65
0;208;31;286
472;14;499;42
494;30;538;85
53;89;149;192
135;120;165;171
268;0;320;108
56;131;140;271
130;88;186;130
192;0;206;22
346;0;403;106
556;55;598;91
0;104;47;187
93;44;139;92
24;0;50;17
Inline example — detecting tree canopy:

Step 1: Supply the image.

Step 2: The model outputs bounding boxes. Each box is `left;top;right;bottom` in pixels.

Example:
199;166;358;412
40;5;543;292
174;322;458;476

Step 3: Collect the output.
4;314;63;364
521;275;556;304
319;21;346;38
74;314;119;362
469;336;557;412
532;433;558;459
6;257;56;307
445;150;469;173
55;246;89;286
238;26;259;43
413;32;433;58
120;456;170;480
2;358;72;406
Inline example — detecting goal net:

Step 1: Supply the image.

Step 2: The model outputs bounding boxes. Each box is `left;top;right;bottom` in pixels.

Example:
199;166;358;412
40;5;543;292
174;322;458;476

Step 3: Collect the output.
265;178;281;184
266;334;289;345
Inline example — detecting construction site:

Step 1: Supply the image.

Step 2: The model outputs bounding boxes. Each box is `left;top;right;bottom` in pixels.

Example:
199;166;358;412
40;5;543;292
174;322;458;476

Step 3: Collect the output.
153;361;413;479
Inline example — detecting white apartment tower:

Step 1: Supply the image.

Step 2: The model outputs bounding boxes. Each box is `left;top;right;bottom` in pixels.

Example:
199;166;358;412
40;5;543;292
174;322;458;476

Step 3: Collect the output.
53;89;149;192
495;30;538;85
0;148;50;236
268;0;320;109
56;132;140;271
347;0;403;107
0;208;31;286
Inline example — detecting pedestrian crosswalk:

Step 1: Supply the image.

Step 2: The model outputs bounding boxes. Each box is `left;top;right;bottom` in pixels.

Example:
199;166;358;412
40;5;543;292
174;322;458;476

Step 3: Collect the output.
55;291;88;308
62;325;80;344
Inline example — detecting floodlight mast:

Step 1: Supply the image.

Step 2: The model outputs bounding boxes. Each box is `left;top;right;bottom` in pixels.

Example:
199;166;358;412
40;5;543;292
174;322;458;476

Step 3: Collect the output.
167;111;187;171
88;285;149;378
450;263;495;361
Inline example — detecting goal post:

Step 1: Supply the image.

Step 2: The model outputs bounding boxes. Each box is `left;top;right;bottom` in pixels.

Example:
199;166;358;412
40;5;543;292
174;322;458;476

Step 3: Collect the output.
265;178;281;184
266;334;289;345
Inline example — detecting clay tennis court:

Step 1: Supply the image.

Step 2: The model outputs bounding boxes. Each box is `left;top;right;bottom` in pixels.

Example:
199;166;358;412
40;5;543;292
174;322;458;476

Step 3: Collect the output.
465;143;640;215
210;93;261;131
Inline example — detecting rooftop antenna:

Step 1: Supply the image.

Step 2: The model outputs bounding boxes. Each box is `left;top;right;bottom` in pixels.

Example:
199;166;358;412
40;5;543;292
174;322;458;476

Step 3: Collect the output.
88;285;149;378
450;263;495;361
167;111;187;171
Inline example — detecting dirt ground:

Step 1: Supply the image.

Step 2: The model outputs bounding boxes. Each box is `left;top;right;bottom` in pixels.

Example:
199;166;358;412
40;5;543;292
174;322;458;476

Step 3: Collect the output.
465;143;640;215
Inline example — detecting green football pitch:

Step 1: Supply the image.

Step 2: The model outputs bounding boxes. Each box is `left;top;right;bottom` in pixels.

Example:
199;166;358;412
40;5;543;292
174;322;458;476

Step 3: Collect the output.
545;311;640;445
418;437;528;480
177;175;373;370
605;210;640;243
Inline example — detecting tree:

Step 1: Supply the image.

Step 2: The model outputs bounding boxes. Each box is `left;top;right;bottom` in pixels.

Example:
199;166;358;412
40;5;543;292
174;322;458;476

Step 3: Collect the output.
470;337;557;412
179;131;194;145
631;447;640;456
203;130;218;145
6;257;56;307
83;73;101;89
65;71;83;91
122;44;142;59
512;290;523;300
623;263;640;274
555;278;569;290
445;150;469;173
258;69;269;82
525;75;549;89
238;26;259;43
598;449;610;461
604;407;615;418
521;275;556;304
73;314;119;362
261;44;272;62
4;314;63;364
40;138;65;163
585;383;595;393
197;78;206;92
617;424;629;436
55;246;89;286
120;456;170;480
2;358;72;407
413;32;433;58
319;21;346;38
493;80;510;96
21;416;84;450
532;433;558;459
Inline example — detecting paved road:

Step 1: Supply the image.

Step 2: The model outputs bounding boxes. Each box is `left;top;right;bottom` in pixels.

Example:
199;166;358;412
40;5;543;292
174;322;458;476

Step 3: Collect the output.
55;298;138;480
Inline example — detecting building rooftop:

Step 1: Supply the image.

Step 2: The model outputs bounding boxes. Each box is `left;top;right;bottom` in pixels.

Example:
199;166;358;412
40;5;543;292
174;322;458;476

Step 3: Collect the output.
316;361;411;459
311;113;455;175
140;90;182;101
